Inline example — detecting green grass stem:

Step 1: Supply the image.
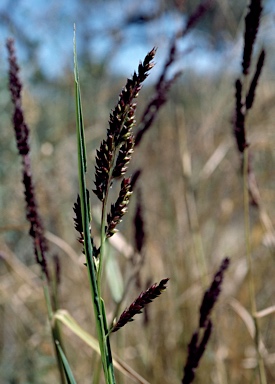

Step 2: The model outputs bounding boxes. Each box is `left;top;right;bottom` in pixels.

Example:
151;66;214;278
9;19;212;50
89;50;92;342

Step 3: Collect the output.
243;148;267;384
74;29;116;384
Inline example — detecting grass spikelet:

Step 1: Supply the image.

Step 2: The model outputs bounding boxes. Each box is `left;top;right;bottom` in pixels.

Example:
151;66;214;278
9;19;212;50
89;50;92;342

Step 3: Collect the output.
73;189;92;245
112;136;134;178
199;257;230;328
106;177;133;238
73;194;84;243
182;321;212;384
182;258;230;384
111;278;169;333
242;0;263;75
246;49;265;110
234;79;247;153
93;135;115;201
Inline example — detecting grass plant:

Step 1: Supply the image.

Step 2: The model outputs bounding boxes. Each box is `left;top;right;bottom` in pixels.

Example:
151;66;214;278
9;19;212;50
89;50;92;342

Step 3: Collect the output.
232;1;269;383
2;0;275;383
6;38;67;384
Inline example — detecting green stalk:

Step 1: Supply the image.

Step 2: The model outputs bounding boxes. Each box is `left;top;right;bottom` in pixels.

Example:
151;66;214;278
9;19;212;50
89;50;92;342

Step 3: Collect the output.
38;252;66;384
42;282;66;384
243;148;267;384
56;341;77;384
52;322;67;384
74;30;116;384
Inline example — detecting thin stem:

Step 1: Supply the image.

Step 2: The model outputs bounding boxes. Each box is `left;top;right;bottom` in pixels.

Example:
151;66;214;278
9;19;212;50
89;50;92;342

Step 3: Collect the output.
40;270;66;384
184;187;208;288
243;148;267;384
74;33;116;383
52;323;67;384
176;107;208;288
77;107;115;384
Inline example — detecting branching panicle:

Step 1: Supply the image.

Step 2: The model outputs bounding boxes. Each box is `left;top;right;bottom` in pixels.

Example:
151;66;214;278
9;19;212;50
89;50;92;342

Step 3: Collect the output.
109;104;136;148
7;38;49;280
242;0;263;75
111;278;169;333
108;48;156;145
106;178;133;238
93;49;156;202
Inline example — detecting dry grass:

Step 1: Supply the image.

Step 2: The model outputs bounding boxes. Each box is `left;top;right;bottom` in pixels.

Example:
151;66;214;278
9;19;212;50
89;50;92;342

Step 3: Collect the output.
1;2;275;383
1;70;275;383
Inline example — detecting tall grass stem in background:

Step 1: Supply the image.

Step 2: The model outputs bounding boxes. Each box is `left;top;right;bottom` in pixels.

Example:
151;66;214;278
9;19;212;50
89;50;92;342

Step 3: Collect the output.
6;38;67;384
182;257;230;383
177;117;208;287
233;1;267;382
243;149;267;384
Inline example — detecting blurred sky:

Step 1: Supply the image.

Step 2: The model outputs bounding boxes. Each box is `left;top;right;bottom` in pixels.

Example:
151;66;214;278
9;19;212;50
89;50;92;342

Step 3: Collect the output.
0;0;274;80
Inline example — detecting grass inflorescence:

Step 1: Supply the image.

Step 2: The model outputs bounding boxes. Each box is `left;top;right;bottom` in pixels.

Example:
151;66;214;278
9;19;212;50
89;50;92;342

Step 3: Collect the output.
182;258;230;384
7;37;68;384
3;1;275;383
111;278;169;333
7;38;49;280
232;1;269;383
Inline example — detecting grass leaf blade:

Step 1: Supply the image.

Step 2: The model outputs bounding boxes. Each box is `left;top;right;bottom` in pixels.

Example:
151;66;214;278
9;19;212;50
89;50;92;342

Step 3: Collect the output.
56;340;77;384
54;310;150;384
74;29;116;383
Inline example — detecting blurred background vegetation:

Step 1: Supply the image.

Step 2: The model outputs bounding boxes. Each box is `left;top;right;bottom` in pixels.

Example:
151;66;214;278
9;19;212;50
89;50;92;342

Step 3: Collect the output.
1;0;275;383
